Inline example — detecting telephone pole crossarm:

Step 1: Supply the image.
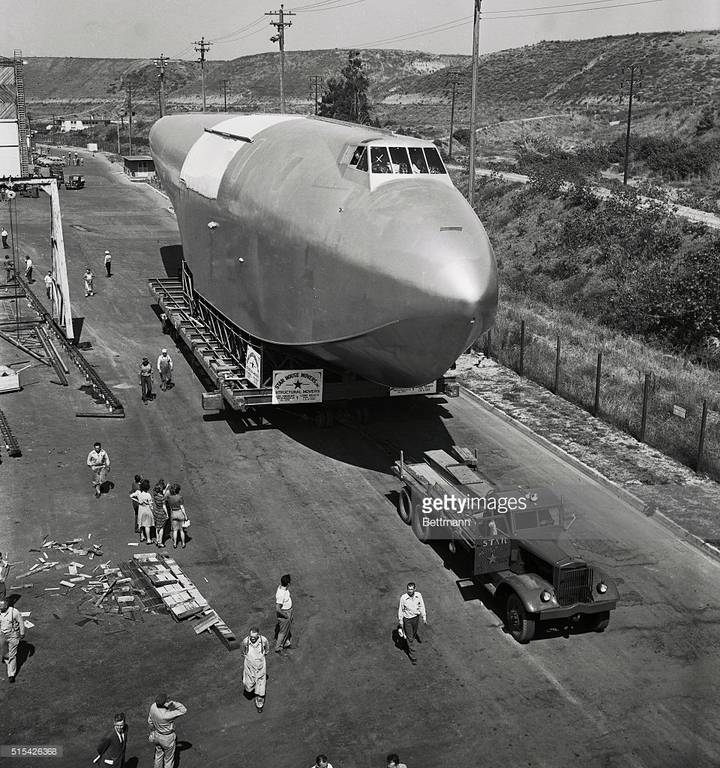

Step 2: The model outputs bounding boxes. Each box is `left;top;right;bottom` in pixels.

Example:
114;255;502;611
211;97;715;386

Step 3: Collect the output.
266;5;296;114
193;36;212;112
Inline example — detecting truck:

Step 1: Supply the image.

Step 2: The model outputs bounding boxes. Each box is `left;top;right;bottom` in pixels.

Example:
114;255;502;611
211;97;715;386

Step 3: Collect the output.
393;446;619;643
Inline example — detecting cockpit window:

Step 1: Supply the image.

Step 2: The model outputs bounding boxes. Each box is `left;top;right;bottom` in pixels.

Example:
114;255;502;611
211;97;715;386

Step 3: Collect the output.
349;146;364;166
370;147;392;174
389;147;411;174
424;147;446;174
408;147;428;174
356;147;368;171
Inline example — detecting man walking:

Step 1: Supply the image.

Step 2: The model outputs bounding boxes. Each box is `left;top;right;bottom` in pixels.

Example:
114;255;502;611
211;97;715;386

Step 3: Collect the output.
93;713;127;767
4;255;14;283
83;267;95;296
147;694;186;768
140;357;154;402
87;441;110;498
157;349;173;391
242;626;269;713
398;582;426;665
44;271;53;299
24;255;32;282
0;596;26;683
1;227;8;248
275;573;293;653
104;250;112;277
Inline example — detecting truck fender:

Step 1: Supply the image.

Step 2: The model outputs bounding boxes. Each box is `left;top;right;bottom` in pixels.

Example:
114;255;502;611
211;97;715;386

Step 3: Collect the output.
496;572;554;615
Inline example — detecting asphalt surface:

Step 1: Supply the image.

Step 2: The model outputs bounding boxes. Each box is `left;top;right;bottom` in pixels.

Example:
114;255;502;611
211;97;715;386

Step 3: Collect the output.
1;150;719;768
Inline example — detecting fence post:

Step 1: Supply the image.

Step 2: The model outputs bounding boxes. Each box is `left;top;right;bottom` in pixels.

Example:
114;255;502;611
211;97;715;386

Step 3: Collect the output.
593;351;602;417
553;335;561;394
639;373;651;443
484;329;492;358
696;399;708;473
519;320;525;376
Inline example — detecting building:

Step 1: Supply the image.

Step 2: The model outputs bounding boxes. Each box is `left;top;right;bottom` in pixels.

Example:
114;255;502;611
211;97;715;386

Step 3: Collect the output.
122;155;155;179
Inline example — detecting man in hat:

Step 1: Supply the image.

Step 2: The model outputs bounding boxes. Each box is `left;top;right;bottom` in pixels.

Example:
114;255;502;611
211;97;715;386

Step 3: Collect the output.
104;250;112;277
93;712;128;767
147;694;186;768
1;227;8;248
156;349;173;391
140;357;154;402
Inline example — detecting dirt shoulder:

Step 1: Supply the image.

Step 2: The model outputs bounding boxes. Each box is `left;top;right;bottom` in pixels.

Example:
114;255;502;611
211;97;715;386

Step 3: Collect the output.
456;353;720;544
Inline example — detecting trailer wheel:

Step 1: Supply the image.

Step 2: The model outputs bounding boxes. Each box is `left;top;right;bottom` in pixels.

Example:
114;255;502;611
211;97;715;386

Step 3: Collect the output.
398;488;412;525
506;593;535;644
411;503;430;543
589;611;610;633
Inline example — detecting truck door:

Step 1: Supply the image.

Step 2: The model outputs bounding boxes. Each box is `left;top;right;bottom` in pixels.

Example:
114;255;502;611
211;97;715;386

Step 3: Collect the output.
473;514;512;575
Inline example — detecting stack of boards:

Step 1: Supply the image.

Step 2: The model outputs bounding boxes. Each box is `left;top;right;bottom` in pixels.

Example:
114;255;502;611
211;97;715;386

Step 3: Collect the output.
133;552;238;650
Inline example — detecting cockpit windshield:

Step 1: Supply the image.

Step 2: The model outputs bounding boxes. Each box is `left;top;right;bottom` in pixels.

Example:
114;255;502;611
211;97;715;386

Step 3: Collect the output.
349;144;447;175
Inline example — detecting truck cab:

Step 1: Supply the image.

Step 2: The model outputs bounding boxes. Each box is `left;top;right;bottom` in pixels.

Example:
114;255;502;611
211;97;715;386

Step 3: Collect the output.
393;447;619;643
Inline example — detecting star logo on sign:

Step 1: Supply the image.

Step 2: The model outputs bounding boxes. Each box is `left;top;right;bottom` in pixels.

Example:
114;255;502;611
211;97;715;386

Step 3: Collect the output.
488;552;497;564
294;380;303;389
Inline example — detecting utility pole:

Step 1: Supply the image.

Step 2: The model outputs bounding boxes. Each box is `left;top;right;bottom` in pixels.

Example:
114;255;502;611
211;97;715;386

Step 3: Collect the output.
194;36;212;112
126;80;133;156
448;70;462;159
620;64;642;186
468;0;482;207
310;75;322;115
221;79;230;111
154;53;171;117
266;5;296;114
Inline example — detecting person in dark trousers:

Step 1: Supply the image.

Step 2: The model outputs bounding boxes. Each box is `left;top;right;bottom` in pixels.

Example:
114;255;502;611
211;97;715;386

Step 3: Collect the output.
130;474;143;532
140;357;154;402
93;713;127;768
275;573;293;653
44;271;53;299
24;256;32;282
397;582;427;665
1;228;8;248
104;250;112;276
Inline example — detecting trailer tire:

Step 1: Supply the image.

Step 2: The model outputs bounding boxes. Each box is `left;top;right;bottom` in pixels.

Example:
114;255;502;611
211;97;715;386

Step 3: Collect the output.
398;488;412;525
506;593;536;644
411;503;430;543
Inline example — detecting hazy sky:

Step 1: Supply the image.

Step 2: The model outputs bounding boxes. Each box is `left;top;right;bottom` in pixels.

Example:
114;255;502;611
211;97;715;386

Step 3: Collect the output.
3;0;719;59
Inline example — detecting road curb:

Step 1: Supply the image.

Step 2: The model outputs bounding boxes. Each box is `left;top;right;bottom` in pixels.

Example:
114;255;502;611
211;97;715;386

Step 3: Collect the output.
459;385;720;566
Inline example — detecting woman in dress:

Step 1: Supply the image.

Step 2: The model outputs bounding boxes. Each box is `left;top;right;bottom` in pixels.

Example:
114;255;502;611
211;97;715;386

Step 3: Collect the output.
166;483;188;549
130;479;154;543
151;479;169;547
130;474;143;533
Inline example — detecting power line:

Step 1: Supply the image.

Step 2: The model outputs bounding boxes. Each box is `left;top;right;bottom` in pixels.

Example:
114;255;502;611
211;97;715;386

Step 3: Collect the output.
291;0;367;12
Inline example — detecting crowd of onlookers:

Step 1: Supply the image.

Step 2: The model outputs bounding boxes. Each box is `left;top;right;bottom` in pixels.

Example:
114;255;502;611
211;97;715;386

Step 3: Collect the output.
130;475;190;549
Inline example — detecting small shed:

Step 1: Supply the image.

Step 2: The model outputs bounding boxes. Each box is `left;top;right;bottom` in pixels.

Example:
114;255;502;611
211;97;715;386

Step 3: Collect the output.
123;155;155;179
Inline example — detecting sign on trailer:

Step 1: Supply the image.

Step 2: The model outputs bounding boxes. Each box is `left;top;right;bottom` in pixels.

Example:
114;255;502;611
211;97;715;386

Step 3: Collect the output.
389;382;437;397
245;345;261;388
271;369;323;404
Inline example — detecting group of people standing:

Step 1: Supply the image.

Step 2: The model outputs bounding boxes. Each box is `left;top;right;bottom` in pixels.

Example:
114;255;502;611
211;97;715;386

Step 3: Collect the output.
129;476;189;549
83;249;113;297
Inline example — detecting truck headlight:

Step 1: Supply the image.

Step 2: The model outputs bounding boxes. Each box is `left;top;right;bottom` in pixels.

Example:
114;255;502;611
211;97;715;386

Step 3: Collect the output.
540;590;552;602
597;582;608;594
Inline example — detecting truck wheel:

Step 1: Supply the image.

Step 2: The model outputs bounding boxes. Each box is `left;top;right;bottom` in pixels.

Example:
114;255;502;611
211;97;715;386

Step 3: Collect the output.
506;593;536;643
398;488;412;525
589;611;610;633
411;503;430;542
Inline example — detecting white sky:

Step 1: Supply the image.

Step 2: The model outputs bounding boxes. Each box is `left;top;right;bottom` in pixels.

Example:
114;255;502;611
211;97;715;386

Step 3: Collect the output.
2;0;719;59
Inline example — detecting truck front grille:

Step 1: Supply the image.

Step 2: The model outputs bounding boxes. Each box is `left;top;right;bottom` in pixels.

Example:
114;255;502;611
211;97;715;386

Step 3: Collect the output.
556;566;594;606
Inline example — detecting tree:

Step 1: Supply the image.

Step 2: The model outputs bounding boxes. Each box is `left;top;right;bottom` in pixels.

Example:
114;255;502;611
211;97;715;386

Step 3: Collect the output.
319;50;374;124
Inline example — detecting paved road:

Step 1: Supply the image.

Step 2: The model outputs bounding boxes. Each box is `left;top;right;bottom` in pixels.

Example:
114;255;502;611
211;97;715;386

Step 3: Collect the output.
1;152;718;767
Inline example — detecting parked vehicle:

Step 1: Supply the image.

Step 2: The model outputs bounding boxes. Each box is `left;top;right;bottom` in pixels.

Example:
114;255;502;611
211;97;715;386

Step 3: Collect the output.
65;175;85;190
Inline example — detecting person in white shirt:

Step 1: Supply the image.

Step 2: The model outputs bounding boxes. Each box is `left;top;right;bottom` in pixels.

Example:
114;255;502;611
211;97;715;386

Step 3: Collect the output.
84;267;95;296
1;228;8;248
44;271;53;299
104;250;112;277
275;573;293;653
311;755;334;768
0;596;26;682
397;582;427;665
387;753;408;768
147;694;187;768
157;349;173;391
86;441;110;498
24;256;33;282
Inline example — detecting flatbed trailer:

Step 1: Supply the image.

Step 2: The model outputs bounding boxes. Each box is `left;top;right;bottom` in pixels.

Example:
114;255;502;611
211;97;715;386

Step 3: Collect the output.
393;446;619;643
148;261;459;418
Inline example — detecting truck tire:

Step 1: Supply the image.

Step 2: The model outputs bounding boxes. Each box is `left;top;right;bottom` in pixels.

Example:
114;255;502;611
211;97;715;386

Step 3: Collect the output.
398;488;412;525
506;593;536;644
589;611;610;633
411;502;431;542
